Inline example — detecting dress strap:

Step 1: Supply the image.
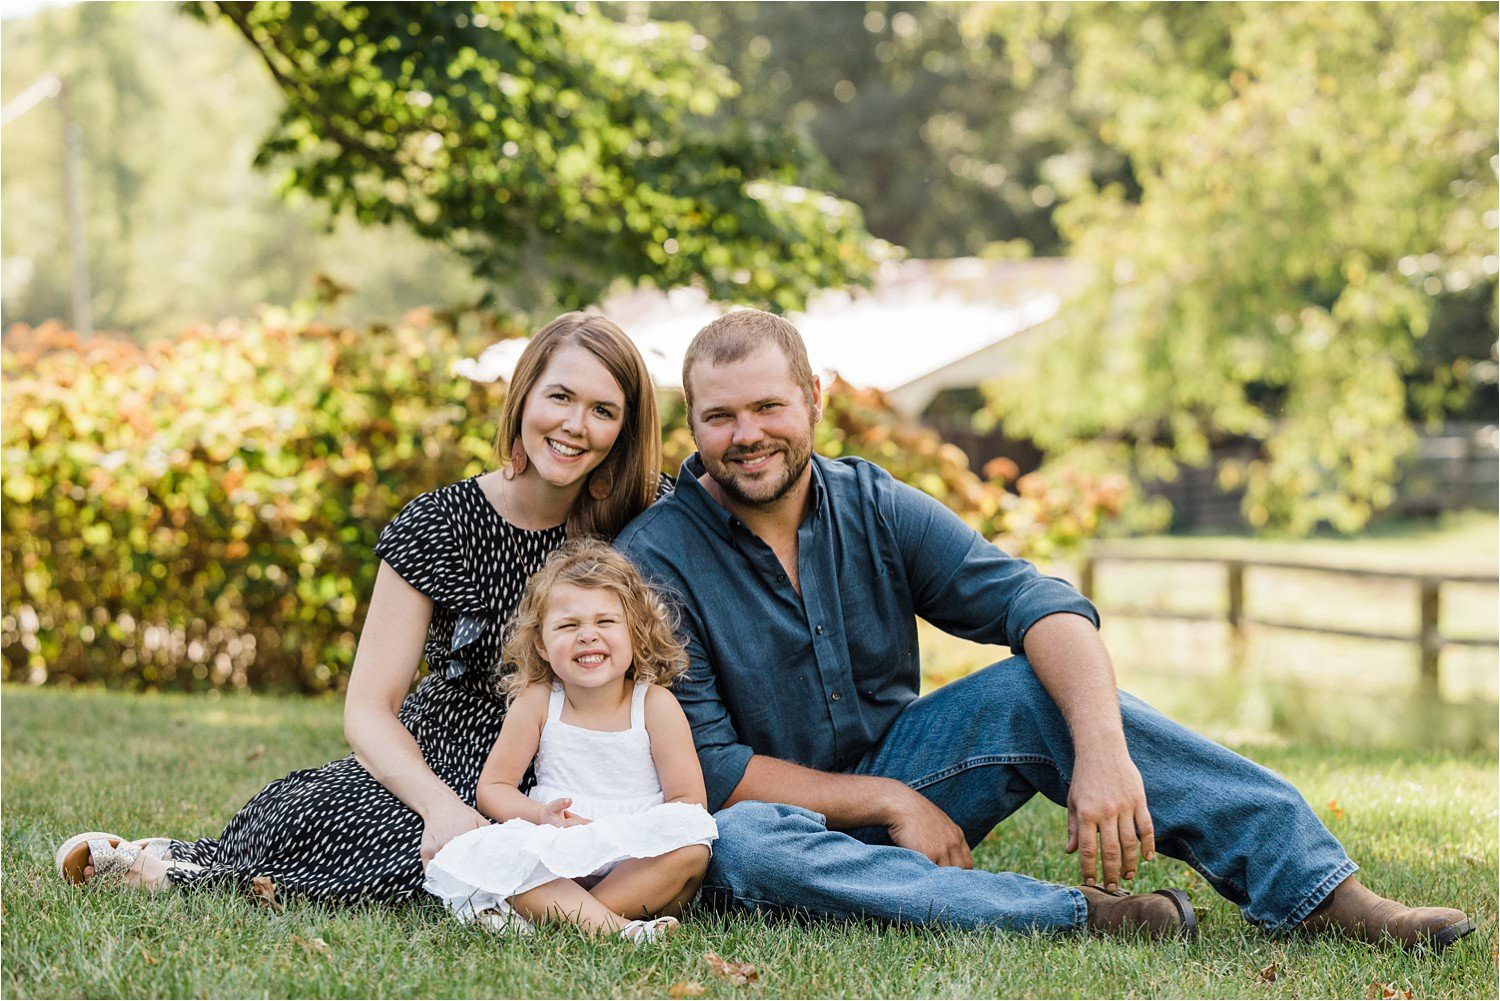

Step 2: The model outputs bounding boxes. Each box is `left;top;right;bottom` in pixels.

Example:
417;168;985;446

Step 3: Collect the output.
630;682;649;731
547;682;565;723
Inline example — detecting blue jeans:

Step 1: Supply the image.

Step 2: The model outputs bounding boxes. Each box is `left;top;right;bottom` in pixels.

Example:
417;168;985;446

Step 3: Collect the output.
703;658;1356;934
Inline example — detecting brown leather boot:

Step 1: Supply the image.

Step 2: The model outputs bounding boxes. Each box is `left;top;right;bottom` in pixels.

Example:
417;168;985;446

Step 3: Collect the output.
1297;876;1475;950
1079;885;1198;940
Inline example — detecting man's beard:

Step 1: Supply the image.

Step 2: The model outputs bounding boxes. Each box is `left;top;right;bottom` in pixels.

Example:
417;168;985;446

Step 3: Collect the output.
707;435;813;508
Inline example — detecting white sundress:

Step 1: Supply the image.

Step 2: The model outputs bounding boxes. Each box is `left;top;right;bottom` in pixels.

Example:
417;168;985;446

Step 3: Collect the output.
424;681;718;922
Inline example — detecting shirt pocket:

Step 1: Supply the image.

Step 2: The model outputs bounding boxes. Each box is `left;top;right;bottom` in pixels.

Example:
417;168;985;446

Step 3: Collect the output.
838;569;908;682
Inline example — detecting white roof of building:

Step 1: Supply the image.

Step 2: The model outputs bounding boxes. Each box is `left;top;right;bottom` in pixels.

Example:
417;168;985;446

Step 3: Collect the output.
454;257;1080;415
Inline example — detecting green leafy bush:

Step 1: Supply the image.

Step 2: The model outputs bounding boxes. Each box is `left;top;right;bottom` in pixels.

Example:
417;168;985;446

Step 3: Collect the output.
3;318;1124;693
3;314;504;692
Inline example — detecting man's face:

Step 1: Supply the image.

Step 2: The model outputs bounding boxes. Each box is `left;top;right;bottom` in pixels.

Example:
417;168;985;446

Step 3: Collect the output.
687;344;820;508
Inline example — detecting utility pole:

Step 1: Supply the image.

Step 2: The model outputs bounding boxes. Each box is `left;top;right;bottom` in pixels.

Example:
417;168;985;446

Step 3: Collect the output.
2;74;93;337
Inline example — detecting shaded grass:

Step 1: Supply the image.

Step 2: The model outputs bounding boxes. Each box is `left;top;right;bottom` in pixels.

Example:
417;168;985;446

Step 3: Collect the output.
4;685;1496;999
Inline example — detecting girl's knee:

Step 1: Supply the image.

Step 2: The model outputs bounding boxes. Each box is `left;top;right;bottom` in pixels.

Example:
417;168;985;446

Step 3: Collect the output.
665;843;711;878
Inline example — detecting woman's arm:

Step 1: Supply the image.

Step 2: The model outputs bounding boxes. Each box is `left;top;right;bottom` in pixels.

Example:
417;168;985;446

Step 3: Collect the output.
644;686;709;808
344;561;488;863
474;683;562;825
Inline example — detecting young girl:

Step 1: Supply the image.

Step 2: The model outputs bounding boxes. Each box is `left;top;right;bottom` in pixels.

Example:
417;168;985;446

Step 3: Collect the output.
424;540;716;943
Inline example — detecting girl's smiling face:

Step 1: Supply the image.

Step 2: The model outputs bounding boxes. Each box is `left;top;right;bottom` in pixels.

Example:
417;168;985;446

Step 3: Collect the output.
519;343;627;490
538;583;634;693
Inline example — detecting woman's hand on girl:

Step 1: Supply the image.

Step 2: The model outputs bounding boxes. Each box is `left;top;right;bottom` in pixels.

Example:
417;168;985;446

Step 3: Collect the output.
419;800;491;866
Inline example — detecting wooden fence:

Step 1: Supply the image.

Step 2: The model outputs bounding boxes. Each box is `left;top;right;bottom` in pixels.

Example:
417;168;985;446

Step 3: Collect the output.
1078;553;1498;695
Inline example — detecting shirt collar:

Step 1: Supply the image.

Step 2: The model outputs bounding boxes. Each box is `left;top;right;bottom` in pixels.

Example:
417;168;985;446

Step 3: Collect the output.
676;451;831;536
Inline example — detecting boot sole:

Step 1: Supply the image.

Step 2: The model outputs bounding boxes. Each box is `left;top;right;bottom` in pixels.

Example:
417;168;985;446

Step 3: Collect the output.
1152;888;1199;941
1429;917;1476;951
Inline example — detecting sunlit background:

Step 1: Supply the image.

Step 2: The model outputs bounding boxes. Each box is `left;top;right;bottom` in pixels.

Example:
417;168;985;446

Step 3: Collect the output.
3;2;1496;749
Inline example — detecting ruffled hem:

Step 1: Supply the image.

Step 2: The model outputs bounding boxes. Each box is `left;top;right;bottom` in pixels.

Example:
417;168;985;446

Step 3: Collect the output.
424;802;717;921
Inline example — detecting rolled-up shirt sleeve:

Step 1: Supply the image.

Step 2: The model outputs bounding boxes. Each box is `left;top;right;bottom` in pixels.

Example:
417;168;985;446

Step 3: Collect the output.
880;475;1099;652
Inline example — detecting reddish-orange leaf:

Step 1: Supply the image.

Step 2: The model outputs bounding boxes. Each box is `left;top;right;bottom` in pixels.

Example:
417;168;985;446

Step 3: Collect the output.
668;981;706;998
1326;799;1345;820
705;951;759;985
250;875;284;912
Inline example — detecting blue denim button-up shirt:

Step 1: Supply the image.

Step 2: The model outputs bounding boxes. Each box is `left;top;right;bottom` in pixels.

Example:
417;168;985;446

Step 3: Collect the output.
616;452;1099;811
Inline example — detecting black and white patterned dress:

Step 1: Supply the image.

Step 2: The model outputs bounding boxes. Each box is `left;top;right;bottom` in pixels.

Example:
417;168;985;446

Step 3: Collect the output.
167;477;567;903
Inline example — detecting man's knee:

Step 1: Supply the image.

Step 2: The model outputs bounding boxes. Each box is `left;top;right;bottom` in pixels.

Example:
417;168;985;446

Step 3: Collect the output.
960;656;1056;713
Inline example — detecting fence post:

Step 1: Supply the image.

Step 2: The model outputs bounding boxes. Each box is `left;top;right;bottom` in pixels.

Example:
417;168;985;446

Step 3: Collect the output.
1418;577;1442;695
1226;560;1246;673
1080;556;1096;601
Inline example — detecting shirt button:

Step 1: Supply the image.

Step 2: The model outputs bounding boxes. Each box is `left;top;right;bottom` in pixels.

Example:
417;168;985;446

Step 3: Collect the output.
814;625;824;635
830;691;841;702
777;573;787;583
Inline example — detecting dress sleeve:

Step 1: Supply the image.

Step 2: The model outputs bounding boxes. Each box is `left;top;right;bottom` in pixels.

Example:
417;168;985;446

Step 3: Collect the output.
373;490;464;608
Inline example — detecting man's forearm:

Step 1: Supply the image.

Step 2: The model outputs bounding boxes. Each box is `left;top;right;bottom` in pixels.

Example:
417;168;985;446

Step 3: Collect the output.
1022;611;1129;756
723;754;906;829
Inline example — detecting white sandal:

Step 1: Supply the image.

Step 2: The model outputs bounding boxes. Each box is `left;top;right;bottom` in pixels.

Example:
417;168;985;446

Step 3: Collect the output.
474;908;534;936
619;915;679;944
55;832;191;889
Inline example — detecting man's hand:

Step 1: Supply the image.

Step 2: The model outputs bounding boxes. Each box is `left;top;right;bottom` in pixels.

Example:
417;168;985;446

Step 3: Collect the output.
1065;751;1155;891
882;781;974;869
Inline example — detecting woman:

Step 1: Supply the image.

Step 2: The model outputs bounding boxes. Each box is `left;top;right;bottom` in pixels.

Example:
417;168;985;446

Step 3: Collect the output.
56;312;665;903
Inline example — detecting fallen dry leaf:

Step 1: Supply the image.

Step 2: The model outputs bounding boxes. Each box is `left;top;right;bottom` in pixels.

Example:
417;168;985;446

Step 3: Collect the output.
1460;853;1483;867
140;947;158;966
668;981;706;998
705;951;759;985
1365;980;1413;999
1255;962;1279;983
1326;799;1345;821
246;745;267;763
250;875;284;912
291;935;331;956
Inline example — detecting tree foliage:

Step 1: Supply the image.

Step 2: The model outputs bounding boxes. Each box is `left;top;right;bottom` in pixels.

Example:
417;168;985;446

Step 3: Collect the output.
645;1;1134;258
196;1;883;314
986;2;1498;533
0;2;493;336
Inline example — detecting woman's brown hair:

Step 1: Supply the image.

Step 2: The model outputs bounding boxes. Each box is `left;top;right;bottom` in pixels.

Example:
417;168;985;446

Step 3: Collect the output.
497;312;661;539
500;540;689;706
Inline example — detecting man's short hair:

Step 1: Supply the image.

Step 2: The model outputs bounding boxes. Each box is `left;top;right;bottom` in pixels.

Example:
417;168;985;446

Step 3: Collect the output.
682;308;817;410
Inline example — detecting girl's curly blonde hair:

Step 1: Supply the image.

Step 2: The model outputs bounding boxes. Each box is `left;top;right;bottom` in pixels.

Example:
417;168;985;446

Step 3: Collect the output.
500;539;689;706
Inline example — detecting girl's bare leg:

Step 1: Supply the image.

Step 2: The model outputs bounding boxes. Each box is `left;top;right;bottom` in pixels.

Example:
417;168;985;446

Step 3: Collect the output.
591;845;711;920
508;878;627;935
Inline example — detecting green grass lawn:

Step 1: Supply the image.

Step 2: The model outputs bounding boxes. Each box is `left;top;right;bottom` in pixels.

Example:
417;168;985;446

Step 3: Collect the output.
4;685;1496;999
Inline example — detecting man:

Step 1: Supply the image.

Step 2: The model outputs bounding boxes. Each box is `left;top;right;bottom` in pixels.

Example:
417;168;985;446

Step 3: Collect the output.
616;308;1474;945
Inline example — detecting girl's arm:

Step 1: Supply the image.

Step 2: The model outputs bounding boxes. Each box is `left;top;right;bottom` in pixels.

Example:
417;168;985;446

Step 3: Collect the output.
644;686;709;808
475;683;561;825
345;562;489;864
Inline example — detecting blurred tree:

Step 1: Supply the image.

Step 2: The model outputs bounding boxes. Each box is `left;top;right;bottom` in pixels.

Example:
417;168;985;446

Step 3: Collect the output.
984;2;1498;533
1;2;487;336
637;1;1134;258
196;1;883;314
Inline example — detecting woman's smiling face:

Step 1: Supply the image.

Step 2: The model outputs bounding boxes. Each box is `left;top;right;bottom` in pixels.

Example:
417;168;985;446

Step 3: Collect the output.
519;343;627;489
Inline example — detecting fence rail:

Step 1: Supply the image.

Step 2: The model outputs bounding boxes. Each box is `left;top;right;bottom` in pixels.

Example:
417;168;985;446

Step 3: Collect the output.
1078;552;1498;694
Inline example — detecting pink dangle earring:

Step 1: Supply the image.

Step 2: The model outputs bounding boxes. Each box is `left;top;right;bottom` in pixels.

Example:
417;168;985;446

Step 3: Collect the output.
588;464;615;501
503;437;528;481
